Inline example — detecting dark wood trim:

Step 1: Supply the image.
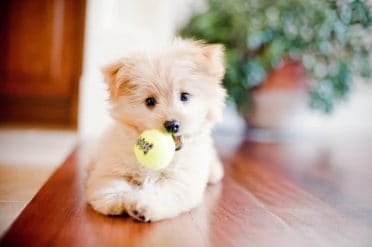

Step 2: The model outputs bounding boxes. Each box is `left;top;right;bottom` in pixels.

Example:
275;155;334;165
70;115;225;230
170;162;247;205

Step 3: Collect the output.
0;95;75;127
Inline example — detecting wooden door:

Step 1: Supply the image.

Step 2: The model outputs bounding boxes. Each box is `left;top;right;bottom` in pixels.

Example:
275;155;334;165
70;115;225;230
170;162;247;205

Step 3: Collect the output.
0;0;86;128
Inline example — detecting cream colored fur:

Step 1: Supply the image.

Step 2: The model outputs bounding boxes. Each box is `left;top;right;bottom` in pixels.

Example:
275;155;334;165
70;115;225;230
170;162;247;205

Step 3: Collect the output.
86;38;226;222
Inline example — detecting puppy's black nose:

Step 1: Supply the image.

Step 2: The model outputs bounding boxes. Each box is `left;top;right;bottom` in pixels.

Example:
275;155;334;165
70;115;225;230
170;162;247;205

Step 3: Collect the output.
163;120;180;134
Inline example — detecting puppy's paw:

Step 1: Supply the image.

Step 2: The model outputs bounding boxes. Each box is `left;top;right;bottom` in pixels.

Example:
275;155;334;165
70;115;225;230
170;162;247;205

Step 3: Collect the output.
127;203;152;222
89;193;126;216
126;195;164;222
87;179;133;216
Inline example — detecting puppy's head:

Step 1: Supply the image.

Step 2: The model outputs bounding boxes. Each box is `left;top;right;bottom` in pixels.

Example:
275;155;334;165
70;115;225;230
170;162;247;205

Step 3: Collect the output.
103;39;226;142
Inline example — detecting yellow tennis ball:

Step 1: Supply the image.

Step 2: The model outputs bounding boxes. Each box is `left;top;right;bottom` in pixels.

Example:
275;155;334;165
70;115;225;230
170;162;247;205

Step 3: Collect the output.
134;129;175;170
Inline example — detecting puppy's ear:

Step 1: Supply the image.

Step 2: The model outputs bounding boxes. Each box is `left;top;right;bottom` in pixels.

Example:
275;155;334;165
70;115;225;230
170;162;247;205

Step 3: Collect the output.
202;44;225;80
102;60;127;100
199;43;226;123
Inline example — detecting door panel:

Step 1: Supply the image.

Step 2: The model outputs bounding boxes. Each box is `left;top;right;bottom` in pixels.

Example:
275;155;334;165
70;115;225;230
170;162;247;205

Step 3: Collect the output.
0;0;86;127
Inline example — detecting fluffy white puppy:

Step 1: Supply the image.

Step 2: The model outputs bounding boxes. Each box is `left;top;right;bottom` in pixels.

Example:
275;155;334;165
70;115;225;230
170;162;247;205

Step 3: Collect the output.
86;39;226;222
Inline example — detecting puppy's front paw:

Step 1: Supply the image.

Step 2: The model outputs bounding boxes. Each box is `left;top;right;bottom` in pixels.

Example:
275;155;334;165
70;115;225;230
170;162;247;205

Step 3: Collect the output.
127;203;152;222
126;195;164;222
89;192;126;216
87;179;133;216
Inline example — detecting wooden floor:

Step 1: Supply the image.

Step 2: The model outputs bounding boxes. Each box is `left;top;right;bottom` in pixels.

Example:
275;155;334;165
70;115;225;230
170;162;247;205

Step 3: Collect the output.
1;131;372;246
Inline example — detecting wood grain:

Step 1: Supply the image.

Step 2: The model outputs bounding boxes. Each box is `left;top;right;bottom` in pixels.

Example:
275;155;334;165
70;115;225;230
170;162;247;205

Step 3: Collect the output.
1;133;372;246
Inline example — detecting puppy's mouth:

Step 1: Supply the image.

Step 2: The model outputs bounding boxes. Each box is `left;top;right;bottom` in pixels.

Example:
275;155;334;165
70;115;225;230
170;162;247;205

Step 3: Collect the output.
172;135;183;151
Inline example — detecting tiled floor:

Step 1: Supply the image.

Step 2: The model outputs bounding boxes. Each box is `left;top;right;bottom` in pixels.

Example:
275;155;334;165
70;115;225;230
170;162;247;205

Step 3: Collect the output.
0;128;77;235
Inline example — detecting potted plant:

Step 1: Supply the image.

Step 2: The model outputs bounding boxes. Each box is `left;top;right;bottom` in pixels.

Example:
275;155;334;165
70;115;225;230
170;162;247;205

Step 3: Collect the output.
180;0;372;126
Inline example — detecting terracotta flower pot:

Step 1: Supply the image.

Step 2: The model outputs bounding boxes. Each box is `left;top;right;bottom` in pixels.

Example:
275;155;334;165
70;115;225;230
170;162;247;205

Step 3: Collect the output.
243;61;307;129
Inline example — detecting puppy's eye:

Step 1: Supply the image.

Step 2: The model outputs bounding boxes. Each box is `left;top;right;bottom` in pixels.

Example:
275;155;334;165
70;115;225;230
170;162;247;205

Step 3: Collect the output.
180;92;190;102
145;97;156;107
